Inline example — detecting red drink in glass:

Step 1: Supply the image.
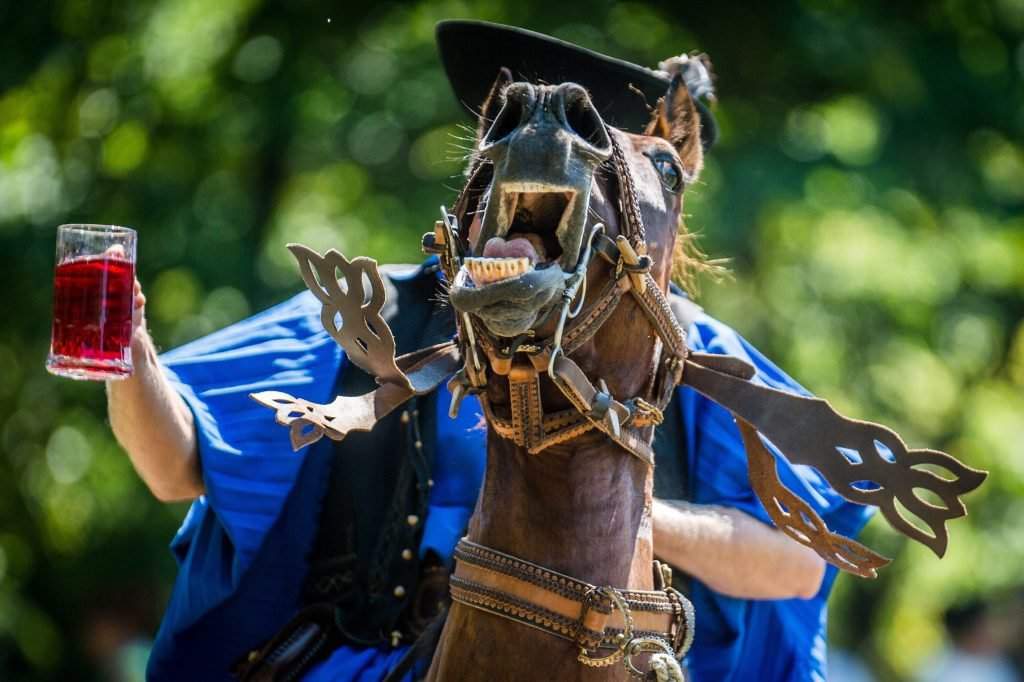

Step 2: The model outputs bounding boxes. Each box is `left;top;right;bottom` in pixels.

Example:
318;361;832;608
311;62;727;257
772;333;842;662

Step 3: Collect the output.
47;224;137;380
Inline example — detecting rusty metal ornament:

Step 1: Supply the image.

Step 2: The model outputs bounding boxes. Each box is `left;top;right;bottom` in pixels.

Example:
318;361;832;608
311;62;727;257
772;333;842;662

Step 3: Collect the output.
737;418;890;578
287;243;410;390
682;354;988;564
250;245;460;451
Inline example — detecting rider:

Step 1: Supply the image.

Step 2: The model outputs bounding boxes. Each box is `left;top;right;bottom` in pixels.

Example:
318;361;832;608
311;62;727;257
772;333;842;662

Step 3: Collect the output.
108;20;873;682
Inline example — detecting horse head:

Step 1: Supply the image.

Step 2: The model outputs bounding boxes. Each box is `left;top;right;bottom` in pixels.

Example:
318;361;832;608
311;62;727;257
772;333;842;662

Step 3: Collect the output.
446;67;706;455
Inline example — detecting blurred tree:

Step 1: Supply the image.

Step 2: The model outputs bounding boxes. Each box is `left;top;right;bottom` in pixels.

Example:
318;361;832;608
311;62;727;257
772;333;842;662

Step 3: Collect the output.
0;0;1021;679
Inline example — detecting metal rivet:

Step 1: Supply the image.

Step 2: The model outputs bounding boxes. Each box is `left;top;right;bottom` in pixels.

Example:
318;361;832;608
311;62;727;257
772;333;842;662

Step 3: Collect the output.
427;478;434;488
414;440;423;450
393;585;406;598
402;548;414;560
407;514;419;527
400;411;410;424
390;630;402;647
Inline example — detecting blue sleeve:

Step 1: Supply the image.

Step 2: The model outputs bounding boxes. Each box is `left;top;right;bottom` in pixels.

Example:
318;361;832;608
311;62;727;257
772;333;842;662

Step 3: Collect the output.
159;290;343;578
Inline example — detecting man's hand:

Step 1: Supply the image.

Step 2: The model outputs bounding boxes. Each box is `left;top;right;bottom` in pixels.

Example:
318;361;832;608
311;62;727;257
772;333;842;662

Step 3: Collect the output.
652;498;826;600
106;277;203;502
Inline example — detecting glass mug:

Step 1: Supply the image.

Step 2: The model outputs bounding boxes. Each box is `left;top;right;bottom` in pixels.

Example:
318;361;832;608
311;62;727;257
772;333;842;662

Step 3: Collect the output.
46;224;137;380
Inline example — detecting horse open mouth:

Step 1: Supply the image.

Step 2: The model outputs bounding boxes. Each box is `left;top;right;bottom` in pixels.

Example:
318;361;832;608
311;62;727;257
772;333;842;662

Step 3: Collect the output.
467;186;574;282
449;187;582;337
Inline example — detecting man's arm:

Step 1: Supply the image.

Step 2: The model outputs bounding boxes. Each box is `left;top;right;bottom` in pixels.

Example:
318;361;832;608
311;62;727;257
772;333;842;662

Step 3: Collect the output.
652;498;826;600
106;280;204;502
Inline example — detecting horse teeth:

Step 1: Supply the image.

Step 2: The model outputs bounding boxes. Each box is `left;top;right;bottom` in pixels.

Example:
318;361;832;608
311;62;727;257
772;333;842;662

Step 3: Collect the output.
465;257;531;285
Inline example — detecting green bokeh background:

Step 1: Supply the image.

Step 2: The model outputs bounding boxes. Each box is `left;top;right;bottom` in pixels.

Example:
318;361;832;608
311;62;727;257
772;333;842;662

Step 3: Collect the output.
1;1;1022;680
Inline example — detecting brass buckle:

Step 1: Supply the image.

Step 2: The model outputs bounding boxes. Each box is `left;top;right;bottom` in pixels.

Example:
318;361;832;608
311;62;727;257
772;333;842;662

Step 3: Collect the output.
576;586;611;648
623;636;676;679
665;586;695;658
576;587;631;669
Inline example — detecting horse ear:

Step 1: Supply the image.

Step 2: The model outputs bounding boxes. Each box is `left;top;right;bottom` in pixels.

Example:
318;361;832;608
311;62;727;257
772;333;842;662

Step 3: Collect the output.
477;67;514;143
644;73;703;178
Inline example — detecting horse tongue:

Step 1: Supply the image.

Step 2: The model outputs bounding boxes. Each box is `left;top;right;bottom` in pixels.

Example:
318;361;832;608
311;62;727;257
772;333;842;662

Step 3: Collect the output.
483;236;541;263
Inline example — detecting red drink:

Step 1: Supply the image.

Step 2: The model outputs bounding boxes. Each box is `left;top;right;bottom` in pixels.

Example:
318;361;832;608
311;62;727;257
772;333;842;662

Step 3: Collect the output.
50;256;134;373
47;224;137;380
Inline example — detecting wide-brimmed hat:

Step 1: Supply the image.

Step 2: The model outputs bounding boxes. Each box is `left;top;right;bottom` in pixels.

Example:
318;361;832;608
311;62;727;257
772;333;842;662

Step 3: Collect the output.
435;19;718;151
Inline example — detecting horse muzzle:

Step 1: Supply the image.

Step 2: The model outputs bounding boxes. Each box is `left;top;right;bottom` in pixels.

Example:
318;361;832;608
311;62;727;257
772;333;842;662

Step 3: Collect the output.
447;261;568;337
450;82;612;338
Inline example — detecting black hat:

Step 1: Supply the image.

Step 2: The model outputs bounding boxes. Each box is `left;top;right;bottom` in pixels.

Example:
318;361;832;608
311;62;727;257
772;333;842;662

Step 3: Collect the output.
435;19;718;151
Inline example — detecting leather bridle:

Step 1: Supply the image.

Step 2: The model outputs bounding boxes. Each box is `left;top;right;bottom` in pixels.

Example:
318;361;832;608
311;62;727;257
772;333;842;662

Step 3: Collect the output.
426;130;689;468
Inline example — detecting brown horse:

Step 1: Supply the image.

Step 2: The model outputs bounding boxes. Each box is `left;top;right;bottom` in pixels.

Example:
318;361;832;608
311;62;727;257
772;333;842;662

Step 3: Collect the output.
423;66;706;682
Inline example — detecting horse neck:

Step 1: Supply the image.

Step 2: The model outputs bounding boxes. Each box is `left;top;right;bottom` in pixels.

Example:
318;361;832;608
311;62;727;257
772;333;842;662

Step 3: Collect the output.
466;427;655;590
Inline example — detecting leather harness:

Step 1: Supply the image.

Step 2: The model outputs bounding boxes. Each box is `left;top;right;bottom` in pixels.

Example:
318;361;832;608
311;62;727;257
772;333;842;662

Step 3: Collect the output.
435;135;688;468
450;539;694;674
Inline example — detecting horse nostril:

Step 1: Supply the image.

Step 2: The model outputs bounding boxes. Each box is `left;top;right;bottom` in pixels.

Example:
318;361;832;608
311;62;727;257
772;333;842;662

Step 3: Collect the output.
561;88;610;153
482;84;531;148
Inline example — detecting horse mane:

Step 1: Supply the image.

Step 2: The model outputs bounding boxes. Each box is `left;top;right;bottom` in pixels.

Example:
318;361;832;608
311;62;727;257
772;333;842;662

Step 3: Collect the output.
671;217;729;298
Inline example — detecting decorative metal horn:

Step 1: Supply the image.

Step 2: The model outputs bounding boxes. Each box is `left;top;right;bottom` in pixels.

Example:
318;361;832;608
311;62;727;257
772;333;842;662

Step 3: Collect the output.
250;245;459;450
682;352;987;577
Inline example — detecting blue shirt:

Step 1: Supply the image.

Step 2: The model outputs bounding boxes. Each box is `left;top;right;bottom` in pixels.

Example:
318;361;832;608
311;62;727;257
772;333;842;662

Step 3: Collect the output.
147;271;872;682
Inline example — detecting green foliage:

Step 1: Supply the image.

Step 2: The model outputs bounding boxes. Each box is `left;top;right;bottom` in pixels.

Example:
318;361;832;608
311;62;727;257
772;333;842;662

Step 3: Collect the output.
0;1;1020;679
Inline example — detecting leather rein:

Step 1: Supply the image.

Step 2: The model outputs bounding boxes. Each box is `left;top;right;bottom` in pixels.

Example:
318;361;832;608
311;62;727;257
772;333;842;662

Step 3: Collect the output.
422;130;697;675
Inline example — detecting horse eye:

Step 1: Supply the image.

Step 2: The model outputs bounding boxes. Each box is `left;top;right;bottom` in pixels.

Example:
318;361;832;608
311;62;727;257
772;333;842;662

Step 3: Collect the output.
653;157;682;191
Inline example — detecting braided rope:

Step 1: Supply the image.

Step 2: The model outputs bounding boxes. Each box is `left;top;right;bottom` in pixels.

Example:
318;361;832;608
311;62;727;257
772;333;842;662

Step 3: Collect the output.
610;131;647;246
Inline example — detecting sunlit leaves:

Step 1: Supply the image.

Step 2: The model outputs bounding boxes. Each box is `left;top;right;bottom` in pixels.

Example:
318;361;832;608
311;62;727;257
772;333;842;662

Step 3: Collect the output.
781;96;886;165
409;124;466;179
968;130;1024;204
142;0;260;110
232;36;284;84
150;268;202;325
100;122;150;176
77;89;121;139
0;134;66;226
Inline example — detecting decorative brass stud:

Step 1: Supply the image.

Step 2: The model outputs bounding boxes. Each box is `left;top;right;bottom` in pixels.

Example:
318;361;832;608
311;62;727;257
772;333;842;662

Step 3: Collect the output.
402;548;414;560
407;514;419;527
393;585;407;598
